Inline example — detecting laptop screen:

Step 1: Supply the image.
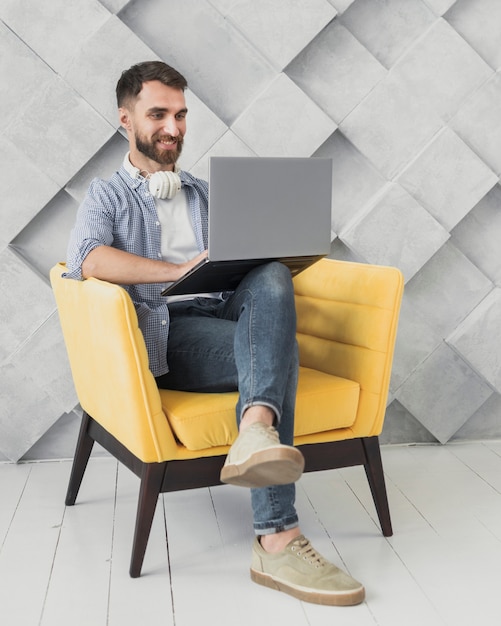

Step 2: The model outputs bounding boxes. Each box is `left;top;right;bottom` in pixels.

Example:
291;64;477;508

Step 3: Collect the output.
207;156;332;261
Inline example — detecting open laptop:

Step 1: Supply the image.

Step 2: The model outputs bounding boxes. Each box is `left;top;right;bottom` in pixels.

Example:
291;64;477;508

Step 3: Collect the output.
161;156;332;296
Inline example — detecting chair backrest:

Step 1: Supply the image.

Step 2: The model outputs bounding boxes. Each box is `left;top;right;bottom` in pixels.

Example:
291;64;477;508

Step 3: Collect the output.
293;258;404;437
50;263;178;462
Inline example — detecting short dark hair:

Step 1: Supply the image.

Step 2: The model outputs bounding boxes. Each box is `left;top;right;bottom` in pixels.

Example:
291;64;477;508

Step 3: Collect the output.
116;61;188;108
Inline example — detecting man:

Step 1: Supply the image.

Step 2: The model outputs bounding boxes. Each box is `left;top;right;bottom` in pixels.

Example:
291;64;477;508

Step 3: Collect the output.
66;61;364;606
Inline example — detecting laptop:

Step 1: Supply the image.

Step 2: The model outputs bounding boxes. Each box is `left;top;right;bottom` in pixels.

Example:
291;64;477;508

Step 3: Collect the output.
161;156;332;296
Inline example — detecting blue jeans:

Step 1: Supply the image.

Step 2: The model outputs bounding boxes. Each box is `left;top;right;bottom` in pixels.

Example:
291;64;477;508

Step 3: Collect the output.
156;262;299;535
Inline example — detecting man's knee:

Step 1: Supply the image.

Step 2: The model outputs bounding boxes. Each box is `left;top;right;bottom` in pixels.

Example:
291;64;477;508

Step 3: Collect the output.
251;262;294;295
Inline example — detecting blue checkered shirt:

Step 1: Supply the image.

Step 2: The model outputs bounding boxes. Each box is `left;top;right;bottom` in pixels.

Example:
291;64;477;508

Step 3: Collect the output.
65;164;209;377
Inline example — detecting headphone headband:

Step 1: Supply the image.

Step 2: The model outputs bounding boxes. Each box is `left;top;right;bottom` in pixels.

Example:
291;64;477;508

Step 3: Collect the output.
125;153;182;200
148;170;182;199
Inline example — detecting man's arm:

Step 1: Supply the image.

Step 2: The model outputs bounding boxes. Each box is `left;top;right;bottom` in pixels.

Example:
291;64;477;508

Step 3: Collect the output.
82;245;207;285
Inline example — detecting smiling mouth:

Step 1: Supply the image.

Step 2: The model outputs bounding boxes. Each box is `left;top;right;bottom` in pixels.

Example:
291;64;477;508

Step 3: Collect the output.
157;136;177;147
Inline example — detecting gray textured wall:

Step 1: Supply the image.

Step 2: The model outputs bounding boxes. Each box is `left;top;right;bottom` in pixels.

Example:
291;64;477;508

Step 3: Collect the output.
1;0;500;462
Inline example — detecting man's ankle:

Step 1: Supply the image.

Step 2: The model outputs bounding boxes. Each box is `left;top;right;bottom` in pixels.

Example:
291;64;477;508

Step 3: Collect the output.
259;528;302;554
240;405;275;431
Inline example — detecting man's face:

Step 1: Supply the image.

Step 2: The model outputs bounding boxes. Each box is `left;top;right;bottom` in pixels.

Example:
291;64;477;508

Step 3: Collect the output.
120;80;187;171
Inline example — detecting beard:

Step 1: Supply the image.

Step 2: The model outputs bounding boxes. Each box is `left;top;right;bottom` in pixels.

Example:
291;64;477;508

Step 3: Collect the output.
135;131;184;167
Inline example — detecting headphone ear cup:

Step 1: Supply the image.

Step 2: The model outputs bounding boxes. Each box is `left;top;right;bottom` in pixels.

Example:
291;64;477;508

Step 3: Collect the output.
149;171;182;199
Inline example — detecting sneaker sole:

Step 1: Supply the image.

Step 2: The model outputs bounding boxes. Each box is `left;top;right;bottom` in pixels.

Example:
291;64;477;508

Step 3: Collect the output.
220;446;305;488
250;568;365;606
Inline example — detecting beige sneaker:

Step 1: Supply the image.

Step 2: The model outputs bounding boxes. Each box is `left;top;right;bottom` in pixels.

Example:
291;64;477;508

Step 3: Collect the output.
220;422;304;488
250;535;365;606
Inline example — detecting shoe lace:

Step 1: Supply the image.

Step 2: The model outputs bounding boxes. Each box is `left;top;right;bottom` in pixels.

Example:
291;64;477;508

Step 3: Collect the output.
290;537;327;569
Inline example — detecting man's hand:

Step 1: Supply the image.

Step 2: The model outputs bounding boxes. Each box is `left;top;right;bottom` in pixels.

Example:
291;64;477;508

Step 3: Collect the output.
172;250;208;282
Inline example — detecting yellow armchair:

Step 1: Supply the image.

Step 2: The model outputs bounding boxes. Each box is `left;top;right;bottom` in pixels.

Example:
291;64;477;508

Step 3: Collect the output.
50;258;403;577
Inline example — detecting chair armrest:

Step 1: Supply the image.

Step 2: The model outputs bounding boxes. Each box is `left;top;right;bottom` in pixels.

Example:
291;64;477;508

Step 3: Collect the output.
293;258;404;436
50;263;179;463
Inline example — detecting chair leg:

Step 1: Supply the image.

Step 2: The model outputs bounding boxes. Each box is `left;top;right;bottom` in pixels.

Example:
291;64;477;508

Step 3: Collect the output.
362;437;393;537
130;462;166;578
65;411;95;506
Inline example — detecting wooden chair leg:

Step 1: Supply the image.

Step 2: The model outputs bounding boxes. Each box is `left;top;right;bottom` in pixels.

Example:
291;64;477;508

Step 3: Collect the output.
130;462;167;578
362;437;393;537
65;411;95;506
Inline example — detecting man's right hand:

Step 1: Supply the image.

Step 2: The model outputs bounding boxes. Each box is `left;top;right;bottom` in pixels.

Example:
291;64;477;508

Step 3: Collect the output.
173;250;208;281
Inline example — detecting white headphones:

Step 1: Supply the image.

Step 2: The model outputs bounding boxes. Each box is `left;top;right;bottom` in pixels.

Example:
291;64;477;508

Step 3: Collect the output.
147;170;182;200
126;153;182;200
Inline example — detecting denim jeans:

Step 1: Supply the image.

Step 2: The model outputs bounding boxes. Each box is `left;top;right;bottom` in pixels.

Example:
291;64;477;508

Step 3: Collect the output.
156;262;300;535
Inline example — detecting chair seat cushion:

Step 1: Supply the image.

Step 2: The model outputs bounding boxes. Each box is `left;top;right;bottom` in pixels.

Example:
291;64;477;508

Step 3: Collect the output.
159;367;360;451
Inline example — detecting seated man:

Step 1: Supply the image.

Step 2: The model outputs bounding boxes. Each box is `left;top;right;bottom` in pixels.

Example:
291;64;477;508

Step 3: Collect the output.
65;60;364;606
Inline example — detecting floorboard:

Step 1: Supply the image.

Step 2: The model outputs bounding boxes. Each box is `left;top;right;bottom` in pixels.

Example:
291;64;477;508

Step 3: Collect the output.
40;459;117;626
0;442;500;626
0;463;68;626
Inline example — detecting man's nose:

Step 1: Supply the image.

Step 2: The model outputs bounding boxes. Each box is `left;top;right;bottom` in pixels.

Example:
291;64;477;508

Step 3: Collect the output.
163;116;179;136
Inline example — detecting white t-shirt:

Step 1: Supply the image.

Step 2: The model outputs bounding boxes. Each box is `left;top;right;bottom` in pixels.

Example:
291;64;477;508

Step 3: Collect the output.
156;190;198;265
122;154;221;303
156;191;218;303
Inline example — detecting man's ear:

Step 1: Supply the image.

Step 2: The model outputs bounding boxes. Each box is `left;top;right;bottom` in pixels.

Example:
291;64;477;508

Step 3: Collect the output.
119;107;132;131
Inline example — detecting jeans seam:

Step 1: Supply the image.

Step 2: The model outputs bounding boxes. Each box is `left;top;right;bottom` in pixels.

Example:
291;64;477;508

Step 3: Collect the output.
248;290;256;404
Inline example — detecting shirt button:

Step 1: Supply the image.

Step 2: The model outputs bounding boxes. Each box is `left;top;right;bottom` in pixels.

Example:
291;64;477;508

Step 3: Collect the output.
157;252;162;258
161;320;167;326
156;221;160;226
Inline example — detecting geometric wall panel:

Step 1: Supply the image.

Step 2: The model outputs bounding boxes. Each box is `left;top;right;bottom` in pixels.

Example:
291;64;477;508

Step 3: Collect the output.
0;249;56;363
451;73;501;176
65;133;129;204
390;295;442;393
6;312;76;416
381;399;439;445
231;73;337;157
10;191;80;279
396;343;493;444
402;242;493;340
340;183;449;281
4;75;114;188
426;0;457;16
0;0;109;75
448;288;501;393
0;359;65;463
286;20;387;122
340;73;444;178
451;185;501;286
330;0;356;13
340;0;436;68
314;131;387;234
446;0;501;69
0;21;54;133
62;16;163;126
0;138;61;248
1;0;501;460
452;392;501;441
120;0;277;125
100;0;129;13
189;130;257;181
180;90;229;167
209;0;337;70
390;19;493;122
0;313;76;461
398;127;498;230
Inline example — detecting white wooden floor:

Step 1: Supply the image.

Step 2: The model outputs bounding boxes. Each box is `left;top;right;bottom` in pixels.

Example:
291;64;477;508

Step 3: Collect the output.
1;442;501;626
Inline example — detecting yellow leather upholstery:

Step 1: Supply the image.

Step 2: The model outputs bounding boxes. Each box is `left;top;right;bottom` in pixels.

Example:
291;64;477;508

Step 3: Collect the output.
293;259;404;443
160;367;360;451
50;259;403;464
